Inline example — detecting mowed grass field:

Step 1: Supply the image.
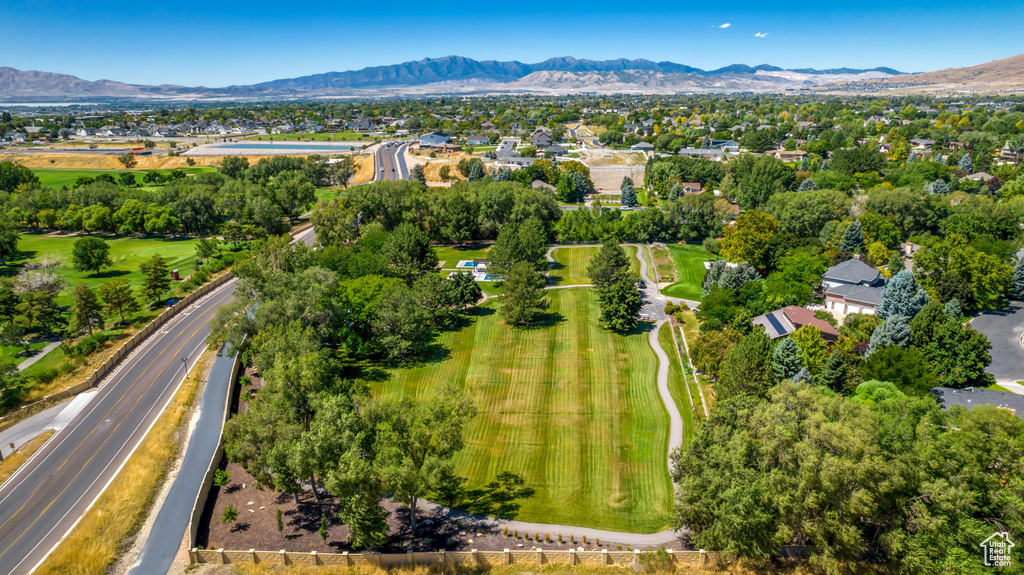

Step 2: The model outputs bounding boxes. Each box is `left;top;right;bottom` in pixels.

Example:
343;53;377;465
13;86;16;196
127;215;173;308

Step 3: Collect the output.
661;244;718;301
372;288;673;533
549;246;639;286
436;245;492;269
11;233;201;306
31;167;215;189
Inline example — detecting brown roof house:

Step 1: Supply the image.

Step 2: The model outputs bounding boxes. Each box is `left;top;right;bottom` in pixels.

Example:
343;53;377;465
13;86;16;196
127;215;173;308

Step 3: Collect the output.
752;305;840;341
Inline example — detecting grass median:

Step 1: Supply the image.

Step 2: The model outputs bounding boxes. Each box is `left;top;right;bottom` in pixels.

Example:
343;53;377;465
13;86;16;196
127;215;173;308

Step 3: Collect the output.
35;349;214;575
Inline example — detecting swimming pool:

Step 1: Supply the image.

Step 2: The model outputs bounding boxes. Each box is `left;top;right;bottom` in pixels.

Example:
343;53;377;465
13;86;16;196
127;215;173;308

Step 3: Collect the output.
213;143;362;151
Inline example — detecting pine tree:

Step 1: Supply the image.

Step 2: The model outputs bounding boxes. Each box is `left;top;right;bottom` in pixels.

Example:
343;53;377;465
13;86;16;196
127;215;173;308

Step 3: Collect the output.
98;277;141;324
930;179;950;194
944;298;962;319
620;182;638;208
839;220;863;253
798;178;817;191
958;153;973;172
771;337;802;382
588;238;631;289
140;253;171;304
411;164;426;184
907;150;918;162
886;252;903;274
597;278;643;331
791;367;812;385
620;176;634;192
1012;257;1024;300
867;315;911;356
493;167;511;182
70;283;104;335
468;162;484;182
876;270;929;320
668;183;683;201
499;262;549;326
816;349;849;393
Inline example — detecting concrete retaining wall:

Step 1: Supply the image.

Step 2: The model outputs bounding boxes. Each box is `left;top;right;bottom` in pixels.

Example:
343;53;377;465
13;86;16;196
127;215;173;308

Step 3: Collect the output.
0;271;235;426
189;547;719;568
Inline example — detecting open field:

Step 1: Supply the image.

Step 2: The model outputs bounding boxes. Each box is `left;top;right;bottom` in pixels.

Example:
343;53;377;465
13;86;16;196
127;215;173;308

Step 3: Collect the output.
10;233;202;306
244;132;377;141
0;153;246;170
35;350;210;575
370;289;672;533
661;245;717;301
549;246;639;286
30;166;215;189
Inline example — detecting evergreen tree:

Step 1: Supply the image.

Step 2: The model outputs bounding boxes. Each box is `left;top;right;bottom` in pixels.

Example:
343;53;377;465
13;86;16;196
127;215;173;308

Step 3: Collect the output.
798;178;817;191
791;366;812;385
930;179;950;194
467;162;484;182
410;164;426;184
958;153;973;172
499;262;549;326
719;330;774;399
817;349;850;393
668;183;683;201
620;176;634;192
69;283;104;335
98;277;141;324
876;270;929;320
587;238;631;289
493;167;511;182
620;182;638;208
943;298;962;319
886;252;903;274
771;337;802;382
1012;257;1024;300
867;315;911;356
140;253;171;304
839;220;863;253
907;150;918;162
597;277;643;331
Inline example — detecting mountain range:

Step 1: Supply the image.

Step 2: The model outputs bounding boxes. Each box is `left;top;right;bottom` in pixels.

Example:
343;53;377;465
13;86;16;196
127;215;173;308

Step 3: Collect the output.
0;55;907;101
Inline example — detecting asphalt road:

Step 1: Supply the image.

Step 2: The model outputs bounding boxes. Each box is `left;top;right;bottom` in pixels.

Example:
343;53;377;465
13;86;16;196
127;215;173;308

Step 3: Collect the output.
373;141;409;181
973;301;1024;382
0;226;317;575
0;283;236;575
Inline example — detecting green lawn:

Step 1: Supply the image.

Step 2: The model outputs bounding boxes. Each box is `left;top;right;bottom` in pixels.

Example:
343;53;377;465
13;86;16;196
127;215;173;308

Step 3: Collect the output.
548;246;639;286
0;341;48;367
436;245;492;269
31;167;215;190
661;244;718;301
10;234;202;307
659;325;694;445
244;132;376;141
369;289;672;533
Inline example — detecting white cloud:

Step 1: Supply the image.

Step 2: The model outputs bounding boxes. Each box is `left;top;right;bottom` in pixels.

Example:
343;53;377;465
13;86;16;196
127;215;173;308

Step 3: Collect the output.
717;23;731;28
754;32;769;37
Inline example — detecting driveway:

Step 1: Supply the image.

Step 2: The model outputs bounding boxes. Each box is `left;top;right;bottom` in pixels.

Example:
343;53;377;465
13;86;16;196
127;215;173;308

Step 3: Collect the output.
972;302;1024;382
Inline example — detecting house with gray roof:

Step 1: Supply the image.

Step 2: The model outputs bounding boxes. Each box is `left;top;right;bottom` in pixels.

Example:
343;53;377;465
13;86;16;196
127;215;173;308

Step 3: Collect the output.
931;387;1024;419
822;258;886;316
418;132;450;147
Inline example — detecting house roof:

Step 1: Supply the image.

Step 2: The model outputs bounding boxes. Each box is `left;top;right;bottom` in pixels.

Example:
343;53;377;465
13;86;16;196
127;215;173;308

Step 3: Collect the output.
931;387;1024;419
823;258;882;286
826;283;884;306
965;172;994;182
752;305;840;340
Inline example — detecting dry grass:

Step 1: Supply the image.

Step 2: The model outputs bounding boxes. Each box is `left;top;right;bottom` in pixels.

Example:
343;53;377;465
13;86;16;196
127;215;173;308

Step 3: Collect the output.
35;349;214;575
0;430;55;486
351;153;375;184
0;153;241;170
585;152;647;167
422;161;466;183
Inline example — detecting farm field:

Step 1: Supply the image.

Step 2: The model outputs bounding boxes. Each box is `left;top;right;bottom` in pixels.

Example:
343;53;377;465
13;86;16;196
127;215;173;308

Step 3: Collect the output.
548;246;639;286
30;166;215;189
10;233;202;306
371;288;672;533
661;244;717;301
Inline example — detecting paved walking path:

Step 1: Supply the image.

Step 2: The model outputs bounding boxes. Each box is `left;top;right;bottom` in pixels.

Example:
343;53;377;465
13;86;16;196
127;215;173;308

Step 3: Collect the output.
15;341;60;372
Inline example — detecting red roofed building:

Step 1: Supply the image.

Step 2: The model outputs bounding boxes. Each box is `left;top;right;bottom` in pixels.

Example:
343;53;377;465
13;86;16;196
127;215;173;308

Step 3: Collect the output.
751;305;840;341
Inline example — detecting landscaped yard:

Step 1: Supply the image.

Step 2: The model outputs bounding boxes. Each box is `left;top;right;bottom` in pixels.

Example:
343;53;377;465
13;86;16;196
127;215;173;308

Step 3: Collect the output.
661;244;718;301
436;245;492;269
369;288;673;533
10;233;203;306
548;246;639;286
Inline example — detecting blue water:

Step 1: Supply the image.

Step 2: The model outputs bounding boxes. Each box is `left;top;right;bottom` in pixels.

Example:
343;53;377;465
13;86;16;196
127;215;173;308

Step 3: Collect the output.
214;143;361;151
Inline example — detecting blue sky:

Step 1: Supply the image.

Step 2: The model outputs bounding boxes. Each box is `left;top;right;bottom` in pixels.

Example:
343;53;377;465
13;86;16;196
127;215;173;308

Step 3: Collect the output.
3;1;1023;86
